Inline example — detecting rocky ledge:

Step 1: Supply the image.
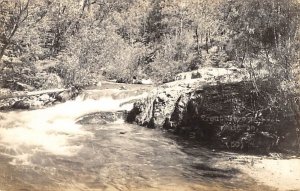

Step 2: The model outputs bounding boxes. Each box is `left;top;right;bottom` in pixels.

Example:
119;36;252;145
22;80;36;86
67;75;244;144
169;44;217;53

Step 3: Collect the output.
127;68;300;154
0;86;80;110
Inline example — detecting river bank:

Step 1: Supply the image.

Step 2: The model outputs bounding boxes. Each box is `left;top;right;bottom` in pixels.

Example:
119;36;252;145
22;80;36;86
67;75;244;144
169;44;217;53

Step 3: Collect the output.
0;86;80;110
237;157;300;191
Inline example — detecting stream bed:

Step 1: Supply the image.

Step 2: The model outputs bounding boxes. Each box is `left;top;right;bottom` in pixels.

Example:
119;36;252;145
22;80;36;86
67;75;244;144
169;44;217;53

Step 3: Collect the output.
0;88;299;191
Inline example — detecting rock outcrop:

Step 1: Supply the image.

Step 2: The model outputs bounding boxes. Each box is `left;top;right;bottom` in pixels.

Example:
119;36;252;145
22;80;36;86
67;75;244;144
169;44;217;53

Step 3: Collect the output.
127;68;300;154
0;87;79;110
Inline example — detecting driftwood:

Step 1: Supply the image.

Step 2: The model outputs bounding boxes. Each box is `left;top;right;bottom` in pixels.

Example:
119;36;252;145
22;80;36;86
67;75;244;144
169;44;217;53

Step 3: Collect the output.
0;88;67;100
119;98;142;107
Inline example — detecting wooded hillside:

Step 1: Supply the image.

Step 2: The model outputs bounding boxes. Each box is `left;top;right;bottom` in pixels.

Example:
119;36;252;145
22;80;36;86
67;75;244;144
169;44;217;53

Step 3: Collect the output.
0;0;299;88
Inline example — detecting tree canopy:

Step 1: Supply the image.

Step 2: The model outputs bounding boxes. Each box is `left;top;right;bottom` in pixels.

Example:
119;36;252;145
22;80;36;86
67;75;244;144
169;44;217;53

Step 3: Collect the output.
0;0;299;86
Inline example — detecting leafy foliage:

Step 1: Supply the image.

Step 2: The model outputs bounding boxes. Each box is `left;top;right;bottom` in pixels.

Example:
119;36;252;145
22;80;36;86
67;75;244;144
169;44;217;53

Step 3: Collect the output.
0;0;299;88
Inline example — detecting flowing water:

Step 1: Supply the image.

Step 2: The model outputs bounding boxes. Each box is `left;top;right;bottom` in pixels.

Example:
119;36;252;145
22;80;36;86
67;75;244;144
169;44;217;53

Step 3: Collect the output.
0;87;298;191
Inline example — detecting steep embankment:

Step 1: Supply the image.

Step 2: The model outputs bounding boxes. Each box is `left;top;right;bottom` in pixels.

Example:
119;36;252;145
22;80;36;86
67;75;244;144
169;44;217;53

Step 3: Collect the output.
127;68;300;154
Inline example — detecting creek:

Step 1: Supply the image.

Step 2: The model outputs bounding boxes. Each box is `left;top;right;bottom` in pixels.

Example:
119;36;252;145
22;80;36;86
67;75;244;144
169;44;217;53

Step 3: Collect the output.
0;85;299;191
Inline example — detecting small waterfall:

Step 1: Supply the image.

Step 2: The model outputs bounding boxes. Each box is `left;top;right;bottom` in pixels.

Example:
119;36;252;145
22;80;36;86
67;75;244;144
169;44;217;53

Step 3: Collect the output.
0;88;148;165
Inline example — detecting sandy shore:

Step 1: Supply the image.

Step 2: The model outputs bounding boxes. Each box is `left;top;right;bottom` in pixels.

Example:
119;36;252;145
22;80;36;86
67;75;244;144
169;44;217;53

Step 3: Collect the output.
228;156;300;191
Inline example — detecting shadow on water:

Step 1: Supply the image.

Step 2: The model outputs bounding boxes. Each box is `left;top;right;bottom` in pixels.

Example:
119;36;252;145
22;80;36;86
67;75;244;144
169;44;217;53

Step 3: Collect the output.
158;132;278;191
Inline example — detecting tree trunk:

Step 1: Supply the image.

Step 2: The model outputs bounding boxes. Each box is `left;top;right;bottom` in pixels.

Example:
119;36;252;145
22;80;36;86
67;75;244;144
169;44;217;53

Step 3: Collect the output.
0;43;9;72
0;42;8;61
0;22;19;63
195;27;201;59
205;33;209;53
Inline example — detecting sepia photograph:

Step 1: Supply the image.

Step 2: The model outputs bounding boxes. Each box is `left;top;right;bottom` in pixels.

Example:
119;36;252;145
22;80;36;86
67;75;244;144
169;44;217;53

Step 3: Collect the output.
0;0;300;190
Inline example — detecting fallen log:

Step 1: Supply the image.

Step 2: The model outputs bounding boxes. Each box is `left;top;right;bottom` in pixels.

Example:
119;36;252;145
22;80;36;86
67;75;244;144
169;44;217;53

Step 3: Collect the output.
0;88;67;100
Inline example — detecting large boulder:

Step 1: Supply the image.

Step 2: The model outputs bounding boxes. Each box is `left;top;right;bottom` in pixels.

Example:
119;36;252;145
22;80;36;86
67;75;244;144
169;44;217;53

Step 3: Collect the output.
12;100;31;109
127;69;300;154
76;111;127;125
127;83;197;128
168;81;298;152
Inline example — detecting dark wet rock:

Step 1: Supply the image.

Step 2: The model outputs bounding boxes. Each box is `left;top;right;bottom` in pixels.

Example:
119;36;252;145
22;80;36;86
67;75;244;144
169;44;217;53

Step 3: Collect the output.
116;78;127;83
191;71;202;79
76;111;127;125
12;100;31;109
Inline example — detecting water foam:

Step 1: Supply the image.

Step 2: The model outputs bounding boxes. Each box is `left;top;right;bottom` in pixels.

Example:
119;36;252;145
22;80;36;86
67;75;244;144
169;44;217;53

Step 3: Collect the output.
0;91;147;165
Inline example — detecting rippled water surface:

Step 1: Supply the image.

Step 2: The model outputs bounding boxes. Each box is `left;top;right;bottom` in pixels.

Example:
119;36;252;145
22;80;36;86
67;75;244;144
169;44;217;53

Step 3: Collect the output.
0;89;283;191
